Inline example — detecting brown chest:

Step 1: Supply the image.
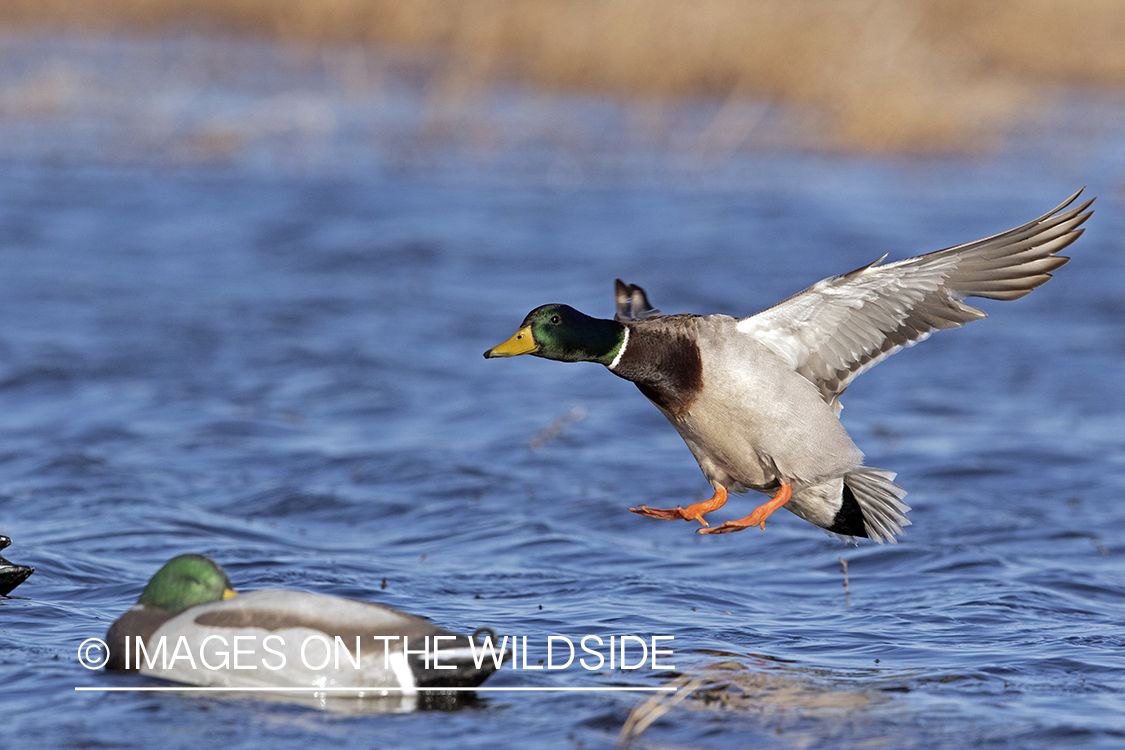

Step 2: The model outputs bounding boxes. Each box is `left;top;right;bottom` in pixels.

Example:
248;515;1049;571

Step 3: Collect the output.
610;326;704;419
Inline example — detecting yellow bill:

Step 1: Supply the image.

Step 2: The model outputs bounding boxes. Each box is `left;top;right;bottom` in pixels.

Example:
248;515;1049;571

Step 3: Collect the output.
223;588;238;600
484;325;537;358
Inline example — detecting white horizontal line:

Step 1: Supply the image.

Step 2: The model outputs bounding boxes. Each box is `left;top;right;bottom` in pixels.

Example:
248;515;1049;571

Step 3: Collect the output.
75;686;675;693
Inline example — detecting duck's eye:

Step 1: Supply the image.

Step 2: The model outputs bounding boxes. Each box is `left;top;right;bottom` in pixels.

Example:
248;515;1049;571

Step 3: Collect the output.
550;315;561;324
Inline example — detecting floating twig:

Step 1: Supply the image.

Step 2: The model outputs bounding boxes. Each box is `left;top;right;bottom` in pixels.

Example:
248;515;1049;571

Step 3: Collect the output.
618;672;705;746
529;406;586;450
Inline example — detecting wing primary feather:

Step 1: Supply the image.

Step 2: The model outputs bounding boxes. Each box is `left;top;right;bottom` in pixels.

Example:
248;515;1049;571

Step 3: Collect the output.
737;191;1093;408
614;279;661;322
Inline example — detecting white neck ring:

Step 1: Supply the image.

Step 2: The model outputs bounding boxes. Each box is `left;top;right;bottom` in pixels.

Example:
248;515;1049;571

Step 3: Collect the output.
608;327;629;371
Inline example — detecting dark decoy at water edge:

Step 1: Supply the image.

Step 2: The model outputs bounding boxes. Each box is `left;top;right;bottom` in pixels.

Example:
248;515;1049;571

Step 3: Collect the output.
0;536;34;596
106;555;502;694
486;191;1094;544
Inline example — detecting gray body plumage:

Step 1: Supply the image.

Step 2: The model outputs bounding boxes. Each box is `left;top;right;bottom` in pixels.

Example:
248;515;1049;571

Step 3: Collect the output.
611;190;1093;543
629;314;862;493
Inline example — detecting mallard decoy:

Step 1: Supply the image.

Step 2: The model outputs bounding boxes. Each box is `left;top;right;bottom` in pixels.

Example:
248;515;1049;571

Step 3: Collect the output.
0;536;34;596
485;191;1093;543
106;555;501;691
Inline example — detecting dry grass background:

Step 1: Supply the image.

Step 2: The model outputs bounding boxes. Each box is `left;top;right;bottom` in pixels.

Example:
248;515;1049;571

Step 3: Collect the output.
2;0;1124;151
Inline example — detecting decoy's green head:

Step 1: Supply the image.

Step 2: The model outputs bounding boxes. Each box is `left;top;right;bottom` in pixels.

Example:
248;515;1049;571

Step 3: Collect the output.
484;304;624;365
137;554;237;613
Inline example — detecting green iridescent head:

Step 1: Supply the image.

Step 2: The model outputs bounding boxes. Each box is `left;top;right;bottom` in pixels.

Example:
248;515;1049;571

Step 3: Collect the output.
137;554;237;613
484;304;625;365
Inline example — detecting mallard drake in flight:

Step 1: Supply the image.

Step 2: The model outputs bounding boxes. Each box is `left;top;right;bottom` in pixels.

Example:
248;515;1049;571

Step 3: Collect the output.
485;191;1093;543
106;555;501;692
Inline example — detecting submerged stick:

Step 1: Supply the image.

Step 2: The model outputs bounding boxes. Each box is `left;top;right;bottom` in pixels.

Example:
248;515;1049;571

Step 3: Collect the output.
618;673;704;745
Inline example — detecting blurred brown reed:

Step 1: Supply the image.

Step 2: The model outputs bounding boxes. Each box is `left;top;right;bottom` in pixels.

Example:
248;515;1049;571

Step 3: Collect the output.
2;0;1124;152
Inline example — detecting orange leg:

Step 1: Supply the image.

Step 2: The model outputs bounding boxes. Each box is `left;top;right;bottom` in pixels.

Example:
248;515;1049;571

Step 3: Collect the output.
698;483;792;535
630;486;728;527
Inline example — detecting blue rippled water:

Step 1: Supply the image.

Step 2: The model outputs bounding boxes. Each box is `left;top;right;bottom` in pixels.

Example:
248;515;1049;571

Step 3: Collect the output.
1;36;1125;750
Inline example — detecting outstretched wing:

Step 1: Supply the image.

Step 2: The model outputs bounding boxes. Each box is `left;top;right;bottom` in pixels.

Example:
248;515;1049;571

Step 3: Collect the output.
614;279;661;322
737;190;1094;412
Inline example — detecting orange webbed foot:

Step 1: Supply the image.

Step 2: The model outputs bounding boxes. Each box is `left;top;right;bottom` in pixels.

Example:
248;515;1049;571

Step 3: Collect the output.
697;483;792;535
630;505;689;521
630;486;728;527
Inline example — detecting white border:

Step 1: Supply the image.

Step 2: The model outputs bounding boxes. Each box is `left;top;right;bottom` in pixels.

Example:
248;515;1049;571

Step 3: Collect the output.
75;686;675;693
